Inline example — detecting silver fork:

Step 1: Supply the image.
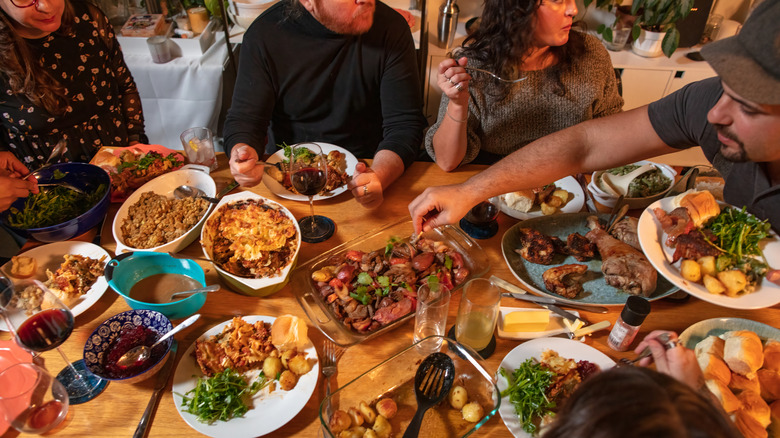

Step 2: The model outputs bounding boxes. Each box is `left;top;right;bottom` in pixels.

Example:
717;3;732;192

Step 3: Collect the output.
618;333;672;366
321;339;344;419
463;66;528;84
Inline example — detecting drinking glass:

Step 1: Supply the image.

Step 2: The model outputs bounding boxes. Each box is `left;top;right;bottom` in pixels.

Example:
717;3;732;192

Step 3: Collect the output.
0;280;105;404
413;282;451;354
289;142;335;243
0;363;69;434
459;195;501;239
454;278;500;358
180;127;218;171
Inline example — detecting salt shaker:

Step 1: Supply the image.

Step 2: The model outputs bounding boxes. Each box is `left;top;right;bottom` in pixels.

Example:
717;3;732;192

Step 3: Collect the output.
607;296;651;351
437;0;459;49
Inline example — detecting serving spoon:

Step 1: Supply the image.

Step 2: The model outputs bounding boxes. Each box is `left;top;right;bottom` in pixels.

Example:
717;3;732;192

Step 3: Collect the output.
19;139;68;179
167;284;220;301
173;185;219;203
116;314;200;368
402;353;455;438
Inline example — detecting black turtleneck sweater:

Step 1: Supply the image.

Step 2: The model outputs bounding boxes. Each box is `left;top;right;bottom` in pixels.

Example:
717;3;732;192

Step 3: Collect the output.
223;1;426;168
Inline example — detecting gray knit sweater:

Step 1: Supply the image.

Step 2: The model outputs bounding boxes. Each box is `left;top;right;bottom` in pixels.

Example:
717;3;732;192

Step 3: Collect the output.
425;32;623;165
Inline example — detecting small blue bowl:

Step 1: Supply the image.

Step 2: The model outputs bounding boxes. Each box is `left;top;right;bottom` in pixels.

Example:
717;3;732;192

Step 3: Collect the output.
83;310;173;384
1;162;111;242
104;252;207;320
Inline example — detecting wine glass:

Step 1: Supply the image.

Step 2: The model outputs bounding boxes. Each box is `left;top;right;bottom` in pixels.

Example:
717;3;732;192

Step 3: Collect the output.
0;280;105;404
459;195;501;239
289;142;335;243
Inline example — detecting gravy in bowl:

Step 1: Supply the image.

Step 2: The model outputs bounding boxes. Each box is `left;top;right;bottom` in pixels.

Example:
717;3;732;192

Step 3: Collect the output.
129;273;203;303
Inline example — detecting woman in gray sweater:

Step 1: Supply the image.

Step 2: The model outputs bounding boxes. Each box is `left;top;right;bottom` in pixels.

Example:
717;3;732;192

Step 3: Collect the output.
426;0;623;169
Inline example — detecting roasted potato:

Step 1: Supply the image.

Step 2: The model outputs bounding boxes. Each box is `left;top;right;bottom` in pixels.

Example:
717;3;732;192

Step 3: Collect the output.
338;427;366;438
281;349;296;369
698;256;717;277
279;370;297;391
363;430;378;438
703;274;727;295
263;356;283;379
347;407;364;427
449;385;468;410
540;202;559;216
375;398;397;419
462;402;484;423
358;401;376;425
372;415;392;438
329;410;352;434
288;353;313;376
718;270;747;296
681;259;702;283
552;189;570;204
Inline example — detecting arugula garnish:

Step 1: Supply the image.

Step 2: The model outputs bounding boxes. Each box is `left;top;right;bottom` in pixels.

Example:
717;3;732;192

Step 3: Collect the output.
178;368;269;424
7;183;107;229
500;360;556;435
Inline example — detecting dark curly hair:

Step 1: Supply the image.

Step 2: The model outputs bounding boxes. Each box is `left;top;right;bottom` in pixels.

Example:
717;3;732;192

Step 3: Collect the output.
0;0;75;116
457;0;585;98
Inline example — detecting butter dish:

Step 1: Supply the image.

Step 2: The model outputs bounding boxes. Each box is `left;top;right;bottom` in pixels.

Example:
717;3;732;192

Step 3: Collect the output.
496;306;579;340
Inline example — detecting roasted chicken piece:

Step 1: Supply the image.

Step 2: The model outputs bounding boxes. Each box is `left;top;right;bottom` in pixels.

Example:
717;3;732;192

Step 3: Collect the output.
586;216;657;296
562;233;597;261
515;228;557;265
542;264;588;298
609;217;641;250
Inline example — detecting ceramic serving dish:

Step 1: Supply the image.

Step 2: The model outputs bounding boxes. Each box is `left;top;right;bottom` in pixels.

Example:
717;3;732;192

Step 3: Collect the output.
290;218;489;347
588;160;676;209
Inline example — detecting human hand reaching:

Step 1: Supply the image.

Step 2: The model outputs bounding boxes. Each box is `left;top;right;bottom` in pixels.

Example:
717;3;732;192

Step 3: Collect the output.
634;330;704;390
347;162;383;208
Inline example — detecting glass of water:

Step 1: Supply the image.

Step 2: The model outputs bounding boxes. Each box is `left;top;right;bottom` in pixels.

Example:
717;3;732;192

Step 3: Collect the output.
455;278;500;358
413;282;451;354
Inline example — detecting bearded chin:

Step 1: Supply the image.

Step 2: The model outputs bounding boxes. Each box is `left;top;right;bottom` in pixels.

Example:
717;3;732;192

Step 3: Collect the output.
719;142;748;162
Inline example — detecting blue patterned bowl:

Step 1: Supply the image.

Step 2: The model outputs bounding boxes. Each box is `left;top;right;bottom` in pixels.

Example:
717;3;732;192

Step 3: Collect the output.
83;310;173;384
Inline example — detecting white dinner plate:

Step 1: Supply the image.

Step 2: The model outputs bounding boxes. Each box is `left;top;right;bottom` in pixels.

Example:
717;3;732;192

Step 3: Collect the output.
496;307;579;341
261;142;358;201
496;337;615;438
499;176;585;220
637;198;780;309
172;315;319;438
0;241;110;331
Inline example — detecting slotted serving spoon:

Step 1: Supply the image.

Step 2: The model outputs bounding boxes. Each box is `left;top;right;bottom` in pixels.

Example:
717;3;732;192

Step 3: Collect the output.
402;352;455;438
116;314;200;367
463;66;527;84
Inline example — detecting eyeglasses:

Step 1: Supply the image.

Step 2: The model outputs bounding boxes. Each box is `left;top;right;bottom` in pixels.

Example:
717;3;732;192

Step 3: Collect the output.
9;0;39;8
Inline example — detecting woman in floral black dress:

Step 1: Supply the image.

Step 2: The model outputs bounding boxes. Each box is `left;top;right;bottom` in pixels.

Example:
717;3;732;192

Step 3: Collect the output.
0;0;146;170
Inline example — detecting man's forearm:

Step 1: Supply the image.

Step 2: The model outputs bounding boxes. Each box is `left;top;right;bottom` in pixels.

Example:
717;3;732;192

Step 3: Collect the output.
371;149;406;189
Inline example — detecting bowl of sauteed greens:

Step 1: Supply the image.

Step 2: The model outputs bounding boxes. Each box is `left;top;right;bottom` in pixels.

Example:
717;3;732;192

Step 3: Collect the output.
589;161;676;209
2;163;111;242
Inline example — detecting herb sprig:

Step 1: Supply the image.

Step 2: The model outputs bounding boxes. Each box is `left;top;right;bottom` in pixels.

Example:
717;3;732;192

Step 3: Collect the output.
500;359;556;435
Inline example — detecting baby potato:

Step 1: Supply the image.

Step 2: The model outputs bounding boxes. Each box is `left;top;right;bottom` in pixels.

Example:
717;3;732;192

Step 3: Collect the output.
698;256;717;277
347;407;364;427
372;415;392;438
375;398;397;419
552;189;570;204
718;270;747;296
358;401;376;425
449;385;468;410
288;353;313;376
329;410;352;434
338;426;366;438
540;202;559;216
703;274;726;295
461;402;484;423
363;430;378;438
263;356;283;379
281;348;296;369
279;370;297;391
681;259;702;283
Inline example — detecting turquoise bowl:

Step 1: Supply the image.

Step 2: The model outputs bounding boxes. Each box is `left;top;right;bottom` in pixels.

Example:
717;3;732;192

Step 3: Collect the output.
104;252;207;319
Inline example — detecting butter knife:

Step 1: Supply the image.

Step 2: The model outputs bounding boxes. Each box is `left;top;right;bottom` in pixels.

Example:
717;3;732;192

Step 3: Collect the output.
490;275;609;314
133;341;178;438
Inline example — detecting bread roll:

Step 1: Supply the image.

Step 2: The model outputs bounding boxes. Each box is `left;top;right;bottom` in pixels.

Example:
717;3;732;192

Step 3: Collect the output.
759;369;780;402
738;390;772;428
271;314;309;352
10;255;37;278
697;352;732;386
694;176;725;201
673;189;721;227
706;379;742;413
724;330;764;379
734;409;770;438
504;189;535;213
768;400;780;438
765;339;780;372
730;372;762;396
696;335;726;358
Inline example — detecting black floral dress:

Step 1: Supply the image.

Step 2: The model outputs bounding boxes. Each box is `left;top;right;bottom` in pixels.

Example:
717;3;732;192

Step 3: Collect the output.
0;1;146;170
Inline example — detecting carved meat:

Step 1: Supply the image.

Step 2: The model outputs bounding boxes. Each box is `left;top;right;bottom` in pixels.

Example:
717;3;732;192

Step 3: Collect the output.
562;233;597;261
609;217;641;250
653;207;696;247
543;264;588;298
671;231;721;263
586;217;657;296
372;297;414;326
515;228;557;265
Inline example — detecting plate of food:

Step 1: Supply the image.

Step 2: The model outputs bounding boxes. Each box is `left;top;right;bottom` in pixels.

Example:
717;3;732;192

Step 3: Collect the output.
172;315;318;438
638;191;780;309
261;142;357;201
501;212;678;306
0;241;109;330
496;337;615;437
500;176;585;220
90;144;187;202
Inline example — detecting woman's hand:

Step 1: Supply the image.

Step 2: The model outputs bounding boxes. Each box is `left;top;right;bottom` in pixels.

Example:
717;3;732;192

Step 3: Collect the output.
438;57;470;104
0;152;38;211
347;162;383;208
229;144;264;187
634;330;704;390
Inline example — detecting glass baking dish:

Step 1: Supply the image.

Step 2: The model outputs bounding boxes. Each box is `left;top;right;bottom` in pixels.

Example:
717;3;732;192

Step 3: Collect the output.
319;336;500;438
290;218;490;347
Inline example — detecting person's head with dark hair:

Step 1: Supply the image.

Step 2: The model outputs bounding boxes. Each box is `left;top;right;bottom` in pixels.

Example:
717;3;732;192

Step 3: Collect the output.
541;366;742;438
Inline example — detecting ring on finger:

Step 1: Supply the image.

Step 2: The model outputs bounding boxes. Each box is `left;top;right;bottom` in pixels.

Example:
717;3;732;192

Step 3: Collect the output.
363;185;368;196
455;82;463;91
448;77;455;85
664;339;679;350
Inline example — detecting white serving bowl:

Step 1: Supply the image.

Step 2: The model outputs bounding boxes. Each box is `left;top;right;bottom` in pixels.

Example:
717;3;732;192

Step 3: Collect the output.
200;191;301;297
229;0;277;27
588;160;676;209
113;166;216;255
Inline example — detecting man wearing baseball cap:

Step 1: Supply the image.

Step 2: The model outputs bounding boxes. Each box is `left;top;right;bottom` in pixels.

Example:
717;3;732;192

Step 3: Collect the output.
409;0;780;233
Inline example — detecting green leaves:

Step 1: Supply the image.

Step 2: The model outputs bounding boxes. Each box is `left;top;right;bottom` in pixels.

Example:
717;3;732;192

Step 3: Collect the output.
707;207;770;259
8;183;107;229
179;368;268;424
661;27;680;58
499;359;556;435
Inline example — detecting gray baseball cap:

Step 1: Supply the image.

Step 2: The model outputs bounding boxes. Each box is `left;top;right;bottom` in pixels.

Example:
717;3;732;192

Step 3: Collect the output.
701;0;780;105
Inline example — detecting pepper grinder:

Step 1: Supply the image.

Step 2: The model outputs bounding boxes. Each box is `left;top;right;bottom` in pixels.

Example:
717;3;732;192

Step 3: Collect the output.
437;0;459;49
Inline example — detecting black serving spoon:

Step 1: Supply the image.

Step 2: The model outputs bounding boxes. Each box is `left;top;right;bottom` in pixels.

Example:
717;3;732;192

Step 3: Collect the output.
402;352;456;438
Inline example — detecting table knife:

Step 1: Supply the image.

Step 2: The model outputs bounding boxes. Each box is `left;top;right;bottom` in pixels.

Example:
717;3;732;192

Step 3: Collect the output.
133;341;178;438
217;180;239;199
490;275;609;313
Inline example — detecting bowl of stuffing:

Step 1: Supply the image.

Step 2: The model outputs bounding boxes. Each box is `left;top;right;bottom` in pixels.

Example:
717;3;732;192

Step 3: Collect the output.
83;309;173;384
588;161;676;209
200;191;301;297
112;167;216;255
104;252;208;319
1;163;111;242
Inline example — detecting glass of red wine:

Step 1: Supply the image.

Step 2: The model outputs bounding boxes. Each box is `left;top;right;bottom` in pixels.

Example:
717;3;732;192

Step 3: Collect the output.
460;195;501;239
0;362;69;434
289;142;335;243
0;280;106;404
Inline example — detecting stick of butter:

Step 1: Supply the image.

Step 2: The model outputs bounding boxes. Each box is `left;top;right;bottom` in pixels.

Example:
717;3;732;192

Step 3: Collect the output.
503;310;550;332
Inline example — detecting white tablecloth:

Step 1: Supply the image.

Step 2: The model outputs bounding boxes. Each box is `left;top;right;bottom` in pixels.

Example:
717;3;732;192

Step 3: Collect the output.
123;34;229;150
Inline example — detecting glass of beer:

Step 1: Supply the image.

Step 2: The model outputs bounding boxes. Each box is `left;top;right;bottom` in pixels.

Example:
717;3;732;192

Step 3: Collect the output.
454;278;500;358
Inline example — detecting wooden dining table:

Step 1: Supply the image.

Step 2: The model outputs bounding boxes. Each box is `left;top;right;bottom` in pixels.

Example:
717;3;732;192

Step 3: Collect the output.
2;153;778;438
